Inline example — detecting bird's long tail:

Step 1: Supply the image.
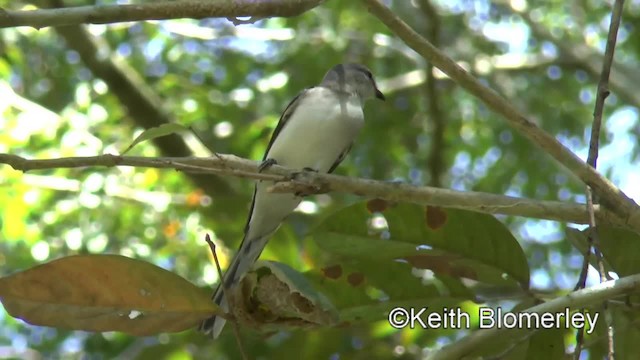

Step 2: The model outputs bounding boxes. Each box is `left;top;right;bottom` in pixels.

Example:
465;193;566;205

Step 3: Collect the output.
199;232;271;338
200;183;301;338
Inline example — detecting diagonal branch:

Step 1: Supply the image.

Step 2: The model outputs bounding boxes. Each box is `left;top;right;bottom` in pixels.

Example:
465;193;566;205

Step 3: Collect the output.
427;273;640;360
360;0;640;225
1;153;638;231
0;0;326;29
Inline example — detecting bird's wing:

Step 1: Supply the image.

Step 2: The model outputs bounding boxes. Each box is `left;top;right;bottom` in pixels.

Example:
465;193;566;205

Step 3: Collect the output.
327;142;353;174
263;86;353;175
241;87;311;234
261;87;311;160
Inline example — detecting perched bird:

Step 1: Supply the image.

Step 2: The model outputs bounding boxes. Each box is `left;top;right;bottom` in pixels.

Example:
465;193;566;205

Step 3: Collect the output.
200;63;385;338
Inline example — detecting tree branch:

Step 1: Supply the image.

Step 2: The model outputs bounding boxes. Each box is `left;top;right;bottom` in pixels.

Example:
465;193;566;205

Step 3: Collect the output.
360;0;640;225
587;0;624;169
428;273;640;360
576;1;625;357
0;0;325;29
1;153;637;231
417;0;446;188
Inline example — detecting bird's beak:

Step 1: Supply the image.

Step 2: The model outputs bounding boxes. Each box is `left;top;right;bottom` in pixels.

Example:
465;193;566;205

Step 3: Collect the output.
375;88;386;101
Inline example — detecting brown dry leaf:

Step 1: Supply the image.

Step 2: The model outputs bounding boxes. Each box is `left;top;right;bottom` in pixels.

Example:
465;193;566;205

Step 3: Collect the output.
0;255;219;336
227;261;339;332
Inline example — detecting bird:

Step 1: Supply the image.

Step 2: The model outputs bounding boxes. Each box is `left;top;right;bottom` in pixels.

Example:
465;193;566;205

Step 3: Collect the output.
199;63;385;338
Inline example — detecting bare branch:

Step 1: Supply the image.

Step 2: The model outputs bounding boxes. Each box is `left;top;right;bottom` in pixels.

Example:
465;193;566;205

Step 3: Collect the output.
204;234;247;359
574;0;626;295
576;1;626;357
359;0;640;225
427;273;640;360
0;153;636;230
0;0;325;29
587;0;624;169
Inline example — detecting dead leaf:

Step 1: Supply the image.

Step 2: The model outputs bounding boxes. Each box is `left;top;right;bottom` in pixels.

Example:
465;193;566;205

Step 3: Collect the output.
0;255;218;336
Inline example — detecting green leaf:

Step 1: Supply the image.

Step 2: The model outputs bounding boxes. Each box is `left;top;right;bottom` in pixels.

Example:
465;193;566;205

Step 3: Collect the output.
611;307;640;360
565;227;614;274
304;258;467;323
525;327;566;360
120;123;190;155
310;202;530;289
595;226;640;277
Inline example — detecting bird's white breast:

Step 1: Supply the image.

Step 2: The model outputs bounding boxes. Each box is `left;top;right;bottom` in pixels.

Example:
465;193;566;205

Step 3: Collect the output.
265;87;365;172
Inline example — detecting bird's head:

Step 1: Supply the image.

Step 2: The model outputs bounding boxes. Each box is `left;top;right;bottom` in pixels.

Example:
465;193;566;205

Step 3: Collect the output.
322;63;385;102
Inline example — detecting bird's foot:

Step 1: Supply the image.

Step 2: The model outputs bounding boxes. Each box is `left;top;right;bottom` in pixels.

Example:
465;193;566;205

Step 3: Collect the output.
288;168;329;197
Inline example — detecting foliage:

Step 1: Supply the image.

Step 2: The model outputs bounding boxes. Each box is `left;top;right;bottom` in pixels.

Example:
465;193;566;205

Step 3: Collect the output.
1;0;640;359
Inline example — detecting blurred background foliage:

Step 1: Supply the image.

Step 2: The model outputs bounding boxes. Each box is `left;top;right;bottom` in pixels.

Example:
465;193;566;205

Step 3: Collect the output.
1;0;640;359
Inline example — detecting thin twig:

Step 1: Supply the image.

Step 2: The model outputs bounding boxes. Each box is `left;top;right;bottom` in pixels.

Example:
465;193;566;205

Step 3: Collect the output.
204;234;248;360
574;189;600;293
577;0;626;357
0;153;634;229
575;187;611;359
359;0;640;224
587;1;624;169
574;324;586;360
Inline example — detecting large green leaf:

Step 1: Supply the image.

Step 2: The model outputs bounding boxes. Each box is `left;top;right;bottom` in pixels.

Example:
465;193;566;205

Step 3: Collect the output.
310;202;530;289
304;258;468;323
594;226;640;276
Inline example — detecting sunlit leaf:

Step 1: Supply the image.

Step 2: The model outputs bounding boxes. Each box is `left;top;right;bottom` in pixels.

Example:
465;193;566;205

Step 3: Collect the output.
0;255;218;335
120;123;190;155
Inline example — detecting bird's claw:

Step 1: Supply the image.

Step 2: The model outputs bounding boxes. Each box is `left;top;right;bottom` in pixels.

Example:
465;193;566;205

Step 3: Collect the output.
287;167;318;182
288;168;328;197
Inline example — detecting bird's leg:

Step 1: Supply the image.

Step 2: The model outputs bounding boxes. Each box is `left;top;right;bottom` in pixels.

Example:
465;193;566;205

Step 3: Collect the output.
288;168;329;197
